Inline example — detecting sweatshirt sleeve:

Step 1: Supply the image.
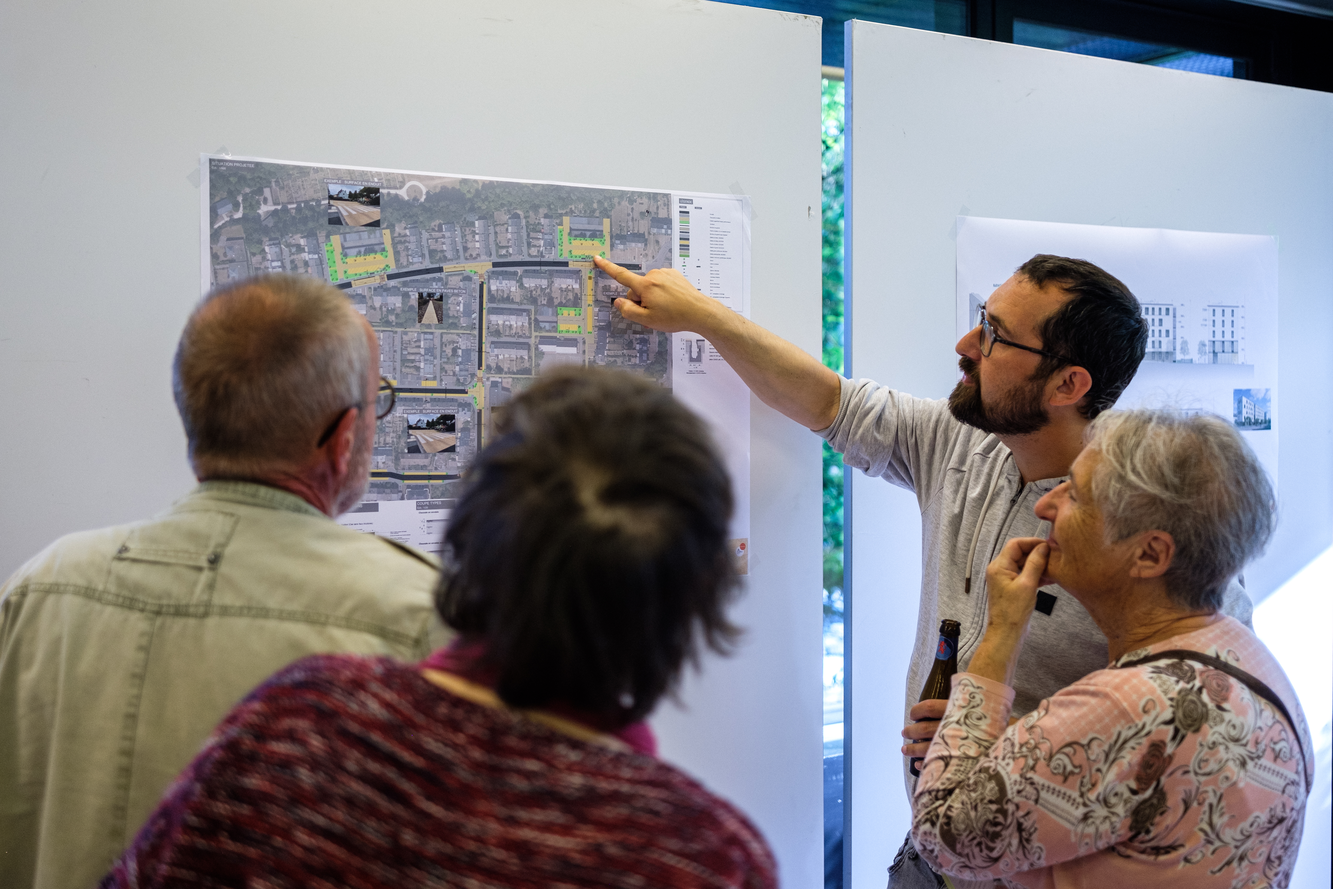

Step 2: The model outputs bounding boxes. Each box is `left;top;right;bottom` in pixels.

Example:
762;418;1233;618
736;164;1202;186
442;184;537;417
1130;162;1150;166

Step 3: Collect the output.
816;376;965;499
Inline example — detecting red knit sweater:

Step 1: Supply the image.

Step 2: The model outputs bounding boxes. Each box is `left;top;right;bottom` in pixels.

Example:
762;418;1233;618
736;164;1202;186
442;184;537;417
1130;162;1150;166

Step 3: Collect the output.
100;654;777;889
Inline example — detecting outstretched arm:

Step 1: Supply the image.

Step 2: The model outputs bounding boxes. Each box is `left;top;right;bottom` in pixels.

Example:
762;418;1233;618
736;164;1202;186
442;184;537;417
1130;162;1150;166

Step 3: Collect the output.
594;256;841;431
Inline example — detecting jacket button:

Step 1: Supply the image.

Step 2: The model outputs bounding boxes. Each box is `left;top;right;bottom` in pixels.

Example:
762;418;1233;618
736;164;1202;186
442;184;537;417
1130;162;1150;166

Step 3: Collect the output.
206;552;220;566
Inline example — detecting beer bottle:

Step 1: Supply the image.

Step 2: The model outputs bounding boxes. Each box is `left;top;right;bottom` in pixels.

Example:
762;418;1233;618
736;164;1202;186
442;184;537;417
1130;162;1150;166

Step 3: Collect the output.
909;619;961;777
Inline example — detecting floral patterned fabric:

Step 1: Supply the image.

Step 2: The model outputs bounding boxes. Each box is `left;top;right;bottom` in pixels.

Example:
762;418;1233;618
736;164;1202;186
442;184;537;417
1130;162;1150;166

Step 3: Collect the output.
911;616;1312;888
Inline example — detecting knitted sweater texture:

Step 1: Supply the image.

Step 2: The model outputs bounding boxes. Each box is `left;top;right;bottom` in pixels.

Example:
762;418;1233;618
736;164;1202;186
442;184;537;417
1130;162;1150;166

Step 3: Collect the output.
100;654;777;889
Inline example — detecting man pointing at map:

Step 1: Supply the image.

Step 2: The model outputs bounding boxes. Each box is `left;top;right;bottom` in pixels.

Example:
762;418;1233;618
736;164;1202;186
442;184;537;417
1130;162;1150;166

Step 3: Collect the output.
592;252;1255;887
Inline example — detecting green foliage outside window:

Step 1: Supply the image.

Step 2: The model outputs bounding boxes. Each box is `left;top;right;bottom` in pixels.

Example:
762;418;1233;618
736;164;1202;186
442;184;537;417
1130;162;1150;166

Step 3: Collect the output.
822;79;845;622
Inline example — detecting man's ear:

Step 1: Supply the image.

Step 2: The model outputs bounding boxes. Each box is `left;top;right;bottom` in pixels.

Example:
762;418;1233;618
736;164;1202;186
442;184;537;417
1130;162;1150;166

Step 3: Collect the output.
1129;529;1175;580
322;406;361;478
1048;365;1093;409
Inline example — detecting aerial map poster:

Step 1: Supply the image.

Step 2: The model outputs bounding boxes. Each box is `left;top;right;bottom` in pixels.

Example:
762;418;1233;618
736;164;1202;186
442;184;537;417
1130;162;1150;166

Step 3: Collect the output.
956;216;1278;486
202;155;751;567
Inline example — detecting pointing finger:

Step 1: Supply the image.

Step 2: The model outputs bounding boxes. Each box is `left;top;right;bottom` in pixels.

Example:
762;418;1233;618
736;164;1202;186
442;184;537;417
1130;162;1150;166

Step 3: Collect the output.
592;255;644;290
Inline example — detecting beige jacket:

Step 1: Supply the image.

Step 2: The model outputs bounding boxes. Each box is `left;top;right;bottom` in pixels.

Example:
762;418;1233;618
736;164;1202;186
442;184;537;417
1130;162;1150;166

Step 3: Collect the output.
0;481;450;889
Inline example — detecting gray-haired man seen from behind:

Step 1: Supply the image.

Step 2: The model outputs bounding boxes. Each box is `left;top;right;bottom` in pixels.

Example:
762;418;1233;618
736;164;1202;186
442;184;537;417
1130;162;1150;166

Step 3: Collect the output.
0;274;450;889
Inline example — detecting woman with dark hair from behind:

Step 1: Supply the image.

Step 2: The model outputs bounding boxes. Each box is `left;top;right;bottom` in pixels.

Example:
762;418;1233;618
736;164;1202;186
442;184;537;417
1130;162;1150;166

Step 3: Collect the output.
101;367;776;889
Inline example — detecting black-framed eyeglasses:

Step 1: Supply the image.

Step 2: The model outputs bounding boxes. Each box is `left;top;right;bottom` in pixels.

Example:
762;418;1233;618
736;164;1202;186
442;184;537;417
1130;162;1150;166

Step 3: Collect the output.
316;377;397;448
978;307;1072;364
374;376;396;420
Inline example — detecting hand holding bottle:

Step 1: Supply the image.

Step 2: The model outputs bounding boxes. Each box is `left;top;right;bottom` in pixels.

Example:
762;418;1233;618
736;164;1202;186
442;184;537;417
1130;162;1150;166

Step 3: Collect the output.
900;698;947;759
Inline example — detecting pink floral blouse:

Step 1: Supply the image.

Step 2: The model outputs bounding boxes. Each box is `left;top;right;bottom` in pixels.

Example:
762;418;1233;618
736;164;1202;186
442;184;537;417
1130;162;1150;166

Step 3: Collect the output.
911;616;1312;888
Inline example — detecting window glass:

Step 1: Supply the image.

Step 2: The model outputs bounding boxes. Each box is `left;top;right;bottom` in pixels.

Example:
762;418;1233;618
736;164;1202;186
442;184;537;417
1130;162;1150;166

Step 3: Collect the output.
821;74;846;889
853;0;966;34
1014;19;1237;77
716;1;966;68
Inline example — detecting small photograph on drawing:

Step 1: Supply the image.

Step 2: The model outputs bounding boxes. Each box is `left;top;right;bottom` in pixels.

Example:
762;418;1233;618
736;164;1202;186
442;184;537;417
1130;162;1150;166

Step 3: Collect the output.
327;183;382;227
1233;389;1271;431
417;292;444;325
405;413;457;454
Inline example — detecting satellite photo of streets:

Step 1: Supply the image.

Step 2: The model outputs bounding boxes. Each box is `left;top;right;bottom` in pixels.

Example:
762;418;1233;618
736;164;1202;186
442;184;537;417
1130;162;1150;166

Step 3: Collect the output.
207;157;673;503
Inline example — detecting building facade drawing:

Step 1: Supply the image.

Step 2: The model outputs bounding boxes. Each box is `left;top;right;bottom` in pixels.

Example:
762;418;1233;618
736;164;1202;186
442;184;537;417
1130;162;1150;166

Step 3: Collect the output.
1141;302;1178;362
1205;303;1244;364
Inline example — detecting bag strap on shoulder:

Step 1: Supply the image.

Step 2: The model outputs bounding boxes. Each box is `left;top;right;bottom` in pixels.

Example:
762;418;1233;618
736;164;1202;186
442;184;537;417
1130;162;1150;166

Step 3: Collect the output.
1116;648;1307;779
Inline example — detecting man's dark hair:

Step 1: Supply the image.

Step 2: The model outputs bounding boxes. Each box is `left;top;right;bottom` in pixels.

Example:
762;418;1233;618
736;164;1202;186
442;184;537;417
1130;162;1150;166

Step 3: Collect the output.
436;366;740;727
1019;255;1148;420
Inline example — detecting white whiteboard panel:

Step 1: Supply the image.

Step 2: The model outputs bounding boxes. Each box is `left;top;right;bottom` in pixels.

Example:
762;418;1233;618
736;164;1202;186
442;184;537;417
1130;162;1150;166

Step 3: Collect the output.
0;2;824;883
845;20;1333;889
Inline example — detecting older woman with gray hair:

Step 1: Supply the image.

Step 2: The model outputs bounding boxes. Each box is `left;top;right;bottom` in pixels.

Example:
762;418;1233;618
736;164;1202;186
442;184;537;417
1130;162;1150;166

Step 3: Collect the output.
910;410;1311;888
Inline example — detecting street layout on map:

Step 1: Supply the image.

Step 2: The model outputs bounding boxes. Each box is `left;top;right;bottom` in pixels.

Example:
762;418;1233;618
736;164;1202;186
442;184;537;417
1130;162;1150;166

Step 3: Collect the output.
207;158;674;505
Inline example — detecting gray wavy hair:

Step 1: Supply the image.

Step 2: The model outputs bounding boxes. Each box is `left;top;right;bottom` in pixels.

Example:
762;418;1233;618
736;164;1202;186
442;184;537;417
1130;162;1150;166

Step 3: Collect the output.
173;273;370;478
1085;409;1275;612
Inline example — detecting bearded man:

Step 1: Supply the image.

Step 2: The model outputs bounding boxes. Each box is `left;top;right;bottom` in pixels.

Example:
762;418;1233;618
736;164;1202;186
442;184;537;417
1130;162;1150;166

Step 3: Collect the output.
0;274;449;889
591;252;1254;888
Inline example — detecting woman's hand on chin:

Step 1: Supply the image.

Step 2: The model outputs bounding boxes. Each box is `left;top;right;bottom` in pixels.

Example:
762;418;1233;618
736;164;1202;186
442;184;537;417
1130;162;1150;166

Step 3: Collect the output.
969;538;1048;685
985;537;1047;636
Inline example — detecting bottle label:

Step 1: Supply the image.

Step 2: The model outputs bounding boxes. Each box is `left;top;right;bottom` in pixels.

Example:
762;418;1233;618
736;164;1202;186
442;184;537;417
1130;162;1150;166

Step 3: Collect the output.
935;637;954;660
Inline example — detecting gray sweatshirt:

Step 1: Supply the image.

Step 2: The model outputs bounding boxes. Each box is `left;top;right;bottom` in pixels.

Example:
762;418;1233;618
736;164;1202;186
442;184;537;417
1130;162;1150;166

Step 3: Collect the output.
818;377;1253;789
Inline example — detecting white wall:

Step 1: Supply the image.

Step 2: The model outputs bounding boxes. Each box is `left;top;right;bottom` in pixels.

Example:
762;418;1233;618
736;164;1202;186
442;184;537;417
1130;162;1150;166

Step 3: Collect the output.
1254;546;1333;889
0;2;825;883
844;20;1333;889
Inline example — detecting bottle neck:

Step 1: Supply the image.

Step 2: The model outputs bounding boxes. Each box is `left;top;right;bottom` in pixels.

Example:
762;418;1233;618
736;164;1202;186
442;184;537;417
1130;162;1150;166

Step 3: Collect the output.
934;632;958;661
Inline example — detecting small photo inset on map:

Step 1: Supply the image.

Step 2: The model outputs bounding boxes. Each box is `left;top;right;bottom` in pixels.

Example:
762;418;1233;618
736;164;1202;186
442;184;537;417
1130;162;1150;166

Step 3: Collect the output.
405;413;457;454
327;182;382;227
1233;388;1271;431
417;292;444;325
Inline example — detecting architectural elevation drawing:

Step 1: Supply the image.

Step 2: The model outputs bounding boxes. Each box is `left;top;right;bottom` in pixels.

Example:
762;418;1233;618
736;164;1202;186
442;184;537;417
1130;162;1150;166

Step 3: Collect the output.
955;215;1279;484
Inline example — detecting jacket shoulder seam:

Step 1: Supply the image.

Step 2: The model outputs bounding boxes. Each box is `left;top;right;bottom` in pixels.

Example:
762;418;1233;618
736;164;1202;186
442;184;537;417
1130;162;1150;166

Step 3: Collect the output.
6;583;424;649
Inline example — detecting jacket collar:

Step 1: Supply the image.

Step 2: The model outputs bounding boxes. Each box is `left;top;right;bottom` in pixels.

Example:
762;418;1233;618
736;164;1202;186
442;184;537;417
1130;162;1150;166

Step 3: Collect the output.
185;480;327;519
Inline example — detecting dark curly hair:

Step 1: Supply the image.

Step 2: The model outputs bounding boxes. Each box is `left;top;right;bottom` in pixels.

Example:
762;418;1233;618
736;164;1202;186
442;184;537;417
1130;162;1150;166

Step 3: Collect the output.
435;366;740;727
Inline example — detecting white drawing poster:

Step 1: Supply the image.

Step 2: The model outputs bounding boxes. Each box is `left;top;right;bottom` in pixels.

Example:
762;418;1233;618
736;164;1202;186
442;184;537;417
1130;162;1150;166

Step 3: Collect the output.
956;216;1278;485
202;156;750;568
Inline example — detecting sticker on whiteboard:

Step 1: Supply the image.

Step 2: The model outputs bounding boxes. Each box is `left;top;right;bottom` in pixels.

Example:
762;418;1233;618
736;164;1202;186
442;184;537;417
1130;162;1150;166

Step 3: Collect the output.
730;538;749;576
